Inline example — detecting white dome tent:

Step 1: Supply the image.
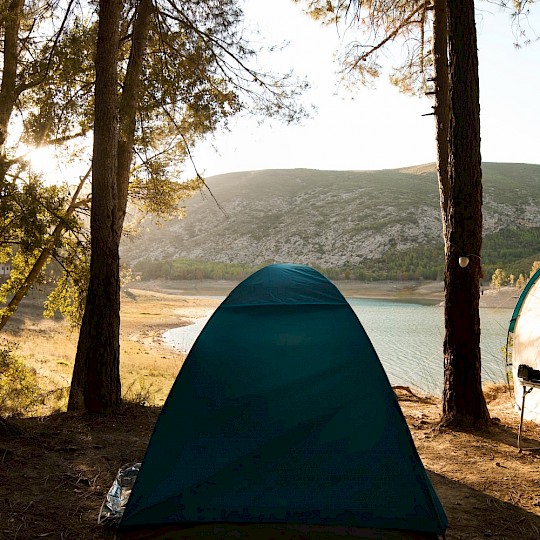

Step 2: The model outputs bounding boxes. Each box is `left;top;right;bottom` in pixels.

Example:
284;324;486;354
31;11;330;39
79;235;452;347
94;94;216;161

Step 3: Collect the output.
508;269;540;424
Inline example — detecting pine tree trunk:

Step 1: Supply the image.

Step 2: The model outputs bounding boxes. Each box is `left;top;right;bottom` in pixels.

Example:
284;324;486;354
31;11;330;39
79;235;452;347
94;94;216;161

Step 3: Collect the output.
440;0;490;429
115;0;152;241
0;0;24;178
432;0;450;251
68;0;123;414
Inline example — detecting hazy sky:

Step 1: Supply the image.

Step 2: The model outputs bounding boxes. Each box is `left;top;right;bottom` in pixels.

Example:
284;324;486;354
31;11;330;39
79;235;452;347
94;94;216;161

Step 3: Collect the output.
187;0;540;178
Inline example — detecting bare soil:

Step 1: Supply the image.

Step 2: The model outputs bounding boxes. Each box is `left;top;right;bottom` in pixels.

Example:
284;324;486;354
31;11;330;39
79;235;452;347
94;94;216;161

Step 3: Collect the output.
1;281;539;540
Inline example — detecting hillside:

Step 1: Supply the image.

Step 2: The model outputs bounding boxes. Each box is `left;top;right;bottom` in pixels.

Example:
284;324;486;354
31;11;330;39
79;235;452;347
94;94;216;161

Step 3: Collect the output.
120;163;540;280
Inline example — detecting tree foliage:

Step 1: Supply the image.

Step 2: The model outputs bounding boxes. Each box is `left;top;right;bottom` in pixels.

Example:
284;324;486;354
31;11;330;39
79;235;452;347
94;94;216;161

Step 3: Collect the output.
0;341;41;418
491;268;508;289
0;0;92;328
296;0;432;94
1;0;308;335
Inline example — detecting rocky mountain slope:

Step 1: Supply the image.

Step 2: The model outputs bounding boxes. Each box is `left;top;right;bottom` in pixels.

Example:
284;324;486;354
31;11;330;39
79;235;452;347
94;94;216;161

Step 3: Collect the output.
121;162;540;271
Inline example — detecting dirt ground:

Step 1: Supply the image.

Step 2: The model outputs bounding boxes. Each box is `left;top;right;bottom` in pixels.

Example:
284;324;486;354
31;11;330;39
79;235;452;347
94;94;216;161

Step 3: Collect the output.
1;281;539;540
2;386;540;540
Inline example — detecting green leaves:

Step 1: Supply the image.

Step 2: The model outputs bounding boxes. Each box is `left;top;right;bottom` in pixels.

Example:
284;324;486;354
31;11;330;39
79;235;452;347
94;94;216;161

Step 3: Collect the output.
0;177;69;253
2;0;309;334
0;342;41;418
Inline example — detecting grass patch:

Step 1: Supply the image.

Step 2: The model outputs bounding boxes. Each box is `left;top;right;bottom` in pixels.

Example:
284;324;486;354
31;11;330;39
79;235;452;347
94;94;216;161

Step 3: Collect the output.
1;287;203;415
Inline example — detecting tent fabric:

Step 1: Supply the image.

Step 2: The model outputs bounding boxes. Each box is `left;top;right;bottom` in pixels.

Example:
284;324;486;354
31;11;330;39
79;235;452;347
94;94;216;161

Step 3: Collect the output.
510;269;540;422
509;269;540;333
120;264;447;536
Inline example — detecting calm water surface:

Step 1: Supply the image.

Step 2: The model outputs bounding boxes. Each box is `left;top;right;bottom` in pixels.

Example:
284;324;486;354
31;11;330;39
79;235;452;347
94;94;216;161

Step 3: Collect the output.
163;297;512;395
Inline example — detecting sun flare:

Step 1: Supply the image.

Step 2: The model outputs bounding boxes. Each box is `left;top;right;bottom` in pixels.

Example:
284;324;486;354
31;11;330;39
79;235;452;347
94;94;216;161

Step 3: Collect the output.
25;145;58;177
20;141;90;187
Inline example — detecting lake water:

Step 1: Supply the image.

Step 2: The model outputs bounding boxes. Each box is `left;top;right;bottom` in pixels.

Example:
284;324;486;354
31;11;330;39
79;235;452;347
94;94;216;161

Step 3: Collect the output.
163;297;513;396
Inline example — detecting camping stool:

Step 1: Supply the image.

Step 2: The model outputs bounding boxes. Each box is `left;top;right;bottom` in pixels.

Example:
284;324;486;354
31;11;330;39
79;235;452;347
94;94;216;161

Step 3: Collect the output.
517;378;540;452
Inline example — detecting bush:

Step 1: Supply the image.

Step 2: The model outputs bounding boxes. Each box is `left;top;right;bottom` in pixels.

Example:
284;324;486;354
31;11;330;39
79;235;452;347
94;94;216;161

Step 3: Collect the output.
516;273;527;289
491;268;508;289
0;341;41;417
123;377;158;407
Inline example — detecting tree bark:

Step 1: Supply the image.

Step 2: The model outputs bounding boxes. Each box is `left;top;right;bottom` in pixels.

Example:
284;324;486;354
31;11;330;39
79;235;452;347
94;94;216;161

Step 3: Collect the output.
432;0;450;252
69;0;153;413
440;0;490;429
68;0;123;414
0;0;24;178
115;0;153;241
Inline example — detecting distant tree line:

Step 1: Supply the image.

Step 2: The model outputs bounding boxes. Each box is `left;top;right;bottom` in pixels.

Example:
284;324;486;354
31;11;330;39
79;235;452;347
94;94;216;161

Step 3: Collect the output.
132;259;263;281
130;226;540;283
491;261;540;290
131;254;441;283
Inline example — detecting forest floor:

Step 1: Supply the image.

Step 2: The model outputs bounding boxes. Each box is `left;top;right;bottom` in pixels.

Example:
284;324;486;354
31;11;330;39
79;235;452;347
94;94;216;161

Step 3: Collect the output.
1;281;539;540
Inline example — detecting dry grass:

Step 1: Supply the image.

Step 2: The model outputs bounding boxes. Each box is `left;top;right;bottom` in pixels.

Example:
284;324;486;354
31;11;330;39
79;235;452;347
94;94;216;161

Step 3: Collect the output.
1;285;221;411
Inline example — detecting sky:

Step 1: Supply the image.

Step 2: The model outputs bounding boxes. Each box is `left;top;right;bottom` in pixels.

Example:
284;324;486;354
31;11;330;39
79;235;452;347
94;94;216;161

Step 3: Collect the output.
185;0;540;178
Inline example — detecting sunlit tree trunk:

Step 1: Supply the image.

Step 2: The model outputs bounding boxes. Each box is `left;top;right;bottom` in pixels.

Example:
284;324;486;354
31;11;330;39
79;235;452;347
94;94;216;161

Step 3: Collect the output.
0;0;24;179
68;0;123;413
440;0;490;429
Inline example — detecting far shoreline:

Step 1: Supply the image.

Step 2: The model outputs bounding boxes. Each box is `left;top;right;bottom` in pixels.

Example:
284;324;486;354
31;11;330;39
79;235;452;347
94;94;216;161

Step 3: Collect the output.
127;279;520;309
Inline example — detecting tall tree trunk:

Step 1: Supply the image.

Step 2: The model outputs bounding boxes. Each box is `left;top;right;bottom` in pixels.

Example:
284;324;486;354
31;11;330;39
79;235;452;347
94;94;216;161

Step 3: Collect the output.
68;0;123;414
440;0;490;429
432;0;450;252
115;0;152;241
0;0;24;179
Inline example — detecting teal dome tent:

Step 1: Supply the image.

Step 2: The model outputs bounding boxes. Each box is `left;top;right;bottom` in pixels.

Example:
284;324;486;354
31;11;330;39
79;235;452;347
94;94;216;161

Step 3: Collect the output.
119;264;447;538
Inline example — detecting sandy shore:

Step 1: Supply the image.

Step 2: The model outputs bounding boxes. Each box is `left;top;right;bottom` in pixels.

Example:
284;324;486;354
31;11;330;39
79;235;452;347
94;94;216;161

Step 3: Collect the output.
128;279;520;309
1;278;517;408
